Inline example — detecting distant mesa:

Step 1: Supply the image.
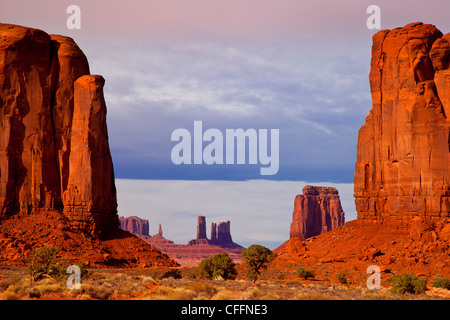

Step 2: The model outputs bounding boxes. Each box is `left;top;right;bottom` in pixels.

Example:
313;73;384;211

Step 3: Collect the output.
188;216;236;248
275;185;345;253
289;185;345;241
119;216;175;247
119;216;150;237
119;215;244;266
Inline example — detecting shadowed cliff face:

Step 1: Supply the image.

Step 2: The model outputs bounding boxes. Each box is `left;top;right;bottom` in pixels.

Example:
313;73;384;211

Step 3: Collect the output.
355;22;450;223
0;23;118;236
289;185;345;241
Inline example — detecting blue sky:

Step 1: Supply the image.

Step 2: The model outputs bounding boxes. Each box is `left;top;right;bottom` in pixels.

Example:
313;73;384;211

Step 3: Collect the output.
3;1;450;183
2;1;450;247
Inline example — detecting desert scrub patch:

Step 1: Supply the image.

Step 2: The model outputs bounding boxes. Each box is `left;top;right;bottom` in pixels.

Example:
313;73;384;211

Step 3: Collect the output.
150;268;182;280
296;267;315;280
336;272;348;284
285;280;303;288
187;281;217;298
244;287;263;300
0;275;22;292
140;286;196;300
31;279;67;297
389;273;427;295
72;284;114;300
295;291;337;300
361;289;394;300
2;278;32;297
26;246;66;281
138;275;157;285
432;278;450;290
0;291;20;300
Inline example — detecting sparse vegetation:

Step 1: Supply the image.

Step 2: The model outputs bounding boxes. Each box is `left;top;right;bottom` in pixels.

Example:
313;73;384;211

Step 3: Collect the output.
389;273;427;295
296;267;315;280
241;245;275;282
432;278;450;290
75;261;89;280
26;246;66;281
150;268;182;280
198;253;237;280
0;267;447;300
336;272;348;284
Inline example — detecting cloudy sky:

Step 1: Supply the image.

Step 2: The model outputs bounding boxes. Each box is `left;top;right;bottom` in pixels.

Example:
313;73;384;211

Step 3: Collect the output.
2;1;450;248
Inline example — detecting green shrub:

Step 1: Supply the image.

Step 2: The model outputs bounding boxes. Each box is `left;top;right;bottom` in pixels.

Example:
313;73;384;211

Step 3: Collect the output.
336;272;348;284
26;246;66;281
162;269;182;279
296;267;315;280
198;253;237;280
432;278;450;290
150;268;182;280
389;273;427;295
188;268;201;279
241;245;274;282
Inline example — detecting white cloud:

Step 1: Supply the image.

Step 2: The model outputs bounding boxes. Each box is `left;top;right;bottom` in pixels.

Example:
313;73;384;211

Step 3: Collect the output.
116;179;356;249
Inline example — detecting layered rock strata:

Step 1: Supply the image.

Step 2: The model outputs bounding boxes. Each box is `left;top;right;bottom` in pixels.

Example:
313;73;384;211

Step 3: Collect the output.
289;185;345;241
354;22;450;224
119;216;150;236
120;215;244;266
0;23;118;235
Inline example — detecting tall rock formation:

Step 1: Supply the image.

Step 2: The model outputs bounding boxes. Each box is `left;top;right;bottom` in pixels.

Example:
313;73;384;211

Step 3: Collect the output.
119;215;244;266
354;22;450;224
0;23;179;268
216;221;233;245
63;75;117;233
289;185;345;241
188;216;241;248
0;23;117;236
196;216;207;239
274;23;450;282
211;222;217;241
119;216;150;236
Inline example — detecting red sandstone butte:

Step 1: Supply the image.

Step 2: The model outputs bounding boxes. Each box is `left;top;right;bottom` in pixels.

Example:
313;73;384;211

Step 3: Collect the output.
120;215;244;266
355;22;450;224
0;23;117;236
0;23;177;268
272;23;450;282
289;185;345;241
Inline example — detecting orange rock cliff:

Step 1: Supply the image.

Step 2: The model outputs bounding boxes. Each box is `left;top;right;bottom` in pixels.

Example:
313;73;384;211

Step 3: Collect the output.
0;23;118;236
0;23;177;268
355;22;450;224
289;185;345;241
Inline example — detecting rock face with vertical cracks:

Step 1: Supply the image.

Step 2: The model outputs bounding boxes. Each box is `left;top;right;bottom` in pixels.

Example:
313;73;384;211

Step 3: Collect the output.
0;23;117;236
289;185;345;241
355;22;450;224
119;216;150;237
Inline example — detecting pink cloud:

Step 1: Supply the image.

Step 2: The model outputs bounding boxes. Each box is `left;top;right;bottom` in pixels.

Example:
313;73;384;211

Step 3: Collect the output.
1;1;449;42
